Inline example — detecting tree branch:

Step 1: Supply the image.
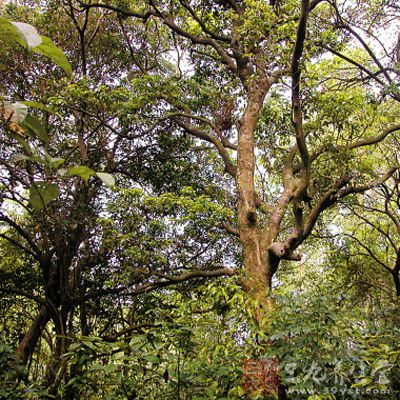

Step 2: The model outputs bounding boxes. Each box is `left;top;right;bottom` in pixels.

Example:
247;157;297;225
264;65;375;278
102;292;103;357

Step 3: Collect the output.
344;233;393;273
0;214;43;259
291;0;310;182
176;120;237;177
102;323;161;342
178;0;230;43
85;268;236;300
79;1;154;20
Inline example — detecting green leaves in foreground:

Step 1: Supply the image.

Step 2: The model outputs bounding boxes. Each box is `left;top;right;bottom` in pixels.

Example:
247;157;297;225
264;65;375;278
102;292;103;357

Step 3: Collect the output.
28;169;115;211
29;182;60;211
23;115;49;143
67;166;96;183
3;102;28;123
0;17;40;50
0;17;72;77
67;166;115;186
33;36;72;78
96;172;115;187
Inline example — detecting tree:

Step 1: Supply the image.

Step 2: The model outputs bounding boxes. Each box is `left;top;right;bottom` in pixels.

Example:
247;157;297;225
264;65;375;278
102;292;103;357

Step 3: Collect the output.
1;1;400;398
1;2;236;395
79;0;400;321
341;169;400;298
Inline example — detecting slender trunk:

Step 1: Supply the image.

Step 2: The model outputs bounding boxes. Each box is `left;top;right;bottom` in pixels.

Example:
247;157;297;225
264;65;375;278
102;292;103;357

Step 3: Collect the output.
44;342;67;399
15;305;51;367
45;303;71;396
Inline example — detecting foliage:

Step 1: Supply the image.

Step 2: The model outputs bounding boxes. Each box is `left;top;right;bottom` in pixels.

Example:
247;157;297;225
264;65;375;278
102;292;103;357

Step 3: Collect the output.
1;0;400;399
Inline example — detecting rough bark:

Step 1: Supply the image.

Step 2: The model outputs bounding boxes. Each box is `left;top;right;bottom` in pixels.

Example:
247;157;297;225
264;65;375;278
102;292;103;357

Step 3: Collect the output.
236;80;275;322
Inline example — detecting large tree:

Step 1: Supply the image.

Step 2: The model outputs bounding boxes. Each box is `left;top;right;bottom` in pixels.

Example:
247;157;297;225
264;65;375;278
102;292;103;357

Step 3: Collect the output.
80;0;400;320
0;2;235;394
1;0;400;398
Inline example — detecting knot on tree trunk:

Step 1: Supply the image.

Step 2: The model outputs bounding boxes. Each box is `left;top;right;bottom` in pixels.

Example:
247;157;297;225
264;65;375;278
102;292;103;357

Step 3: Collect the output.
268;242;302;261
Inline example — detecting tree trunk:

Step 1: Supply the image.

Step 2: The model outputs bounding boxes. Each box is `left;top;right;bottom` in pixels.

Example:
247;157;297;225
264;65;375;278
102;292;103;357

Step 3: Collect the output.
236;82;274;324
393;254;400;297
15;305;51;367
393;272;400;297
44;302;72;393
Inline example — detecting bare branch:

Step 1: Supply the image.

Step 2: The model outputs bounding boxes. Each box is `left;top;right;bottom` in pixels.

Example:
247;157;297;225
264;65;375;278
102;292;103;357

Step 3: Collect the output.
0;287;47;306
221;222;240;237
0;233;39;260
345;124;400;150
178;0;230;43
295;124;400;174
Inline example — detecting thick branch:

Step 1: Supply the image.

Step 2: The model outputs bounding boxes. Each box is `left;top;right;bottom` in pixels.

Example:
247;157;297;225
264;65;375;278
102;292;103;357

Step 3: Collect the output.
291;0;310;181
287;168;398;250
338;167;397;198
345;124;400;150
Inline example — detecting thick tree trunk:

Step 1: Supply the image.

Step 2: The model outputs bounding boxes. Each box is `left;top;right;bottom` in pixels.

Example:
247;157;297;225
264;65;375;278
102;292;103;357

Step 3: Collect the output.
15;305;51;367
393;272;400;297
236;82;274;323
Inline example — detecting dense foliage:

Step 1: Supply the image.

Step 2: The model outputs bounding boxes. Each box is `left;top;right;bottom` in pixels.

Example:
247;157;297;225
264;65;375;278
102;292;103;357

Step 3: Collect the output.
1;0;400;399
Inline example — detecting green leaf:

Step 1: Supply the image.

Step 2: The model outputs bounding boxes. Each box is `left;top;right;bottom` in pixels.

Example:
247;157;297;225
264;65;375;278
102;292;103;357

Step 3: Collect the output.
21;101;57;114
0;17;28;48
103;364;119;373
9;152;45;165
23;115;48;143
12;21;41;50
9;153;30;163
44;153;65;168
29;182;60;211
129;335;146;347
14;135;32;154
143;355;161;363
0;19;70;75
82;340;96;350
96;172;115;187
67;166;96;183
33;36;72;78
3;102;28;123
351;377;373;388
